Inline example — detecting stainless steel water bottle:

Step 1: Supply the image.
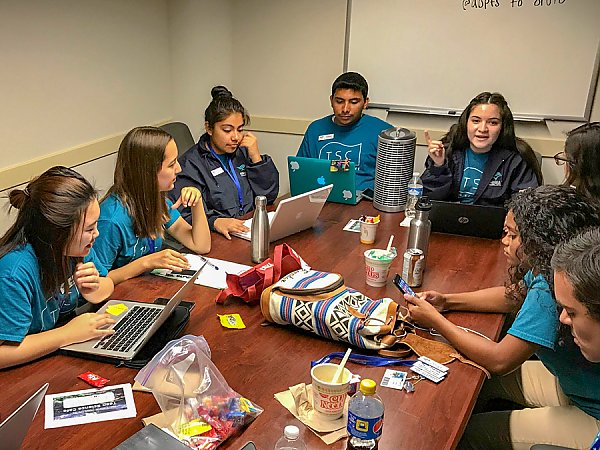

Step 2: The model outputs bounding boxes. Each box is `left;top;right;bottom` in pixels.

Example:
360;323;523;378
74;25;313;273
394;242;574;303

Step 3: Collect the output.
251;195;269;263
406;196;432;269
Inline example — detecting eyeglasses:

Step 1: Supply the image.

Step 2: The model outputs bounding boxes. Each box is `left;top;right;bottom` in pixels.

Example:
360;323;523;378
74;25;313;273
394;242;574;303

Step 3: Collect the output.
553;152;572;166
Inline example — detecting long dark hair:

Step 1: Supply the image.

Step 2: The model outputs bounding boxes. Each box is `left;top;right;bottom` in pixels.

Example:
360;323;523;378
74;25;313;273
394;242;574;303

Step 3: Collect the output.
564;122;600;202
443;92;542;183
105;126;172;239
0;166;97;295
505;185;600;304
204;86;249;129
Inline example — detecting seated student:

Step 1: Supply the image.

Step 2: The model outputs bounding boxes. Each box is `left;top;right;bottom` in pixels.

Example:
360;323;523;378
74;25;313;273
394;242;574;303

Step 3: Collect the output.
170;86;279;240
296;72;393;192
404;185;600;450
0;166;114;369
422;92;542;206
552;227;600;364
555;121;600;204
94;126;211;285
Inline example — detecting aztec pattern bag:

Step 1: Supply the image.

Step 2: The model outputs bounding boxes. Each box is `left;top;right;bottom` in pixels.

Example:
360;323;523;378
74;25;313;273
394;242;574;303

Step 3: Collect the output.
261;268;492;375
260;269;402;352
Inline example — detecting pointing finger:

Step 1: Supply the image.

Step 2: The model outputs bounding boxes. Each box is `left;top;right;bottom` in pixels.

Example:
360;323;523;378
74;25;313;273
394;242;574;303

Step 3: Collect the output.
424;130;432;145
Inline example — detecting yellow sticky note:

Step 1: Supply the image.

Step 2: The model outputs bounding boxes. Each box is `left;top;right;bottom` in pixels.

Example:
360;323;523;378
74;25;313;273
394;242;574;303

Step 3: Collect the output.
178;418;211;437
106;303;128;316
217;314;246;329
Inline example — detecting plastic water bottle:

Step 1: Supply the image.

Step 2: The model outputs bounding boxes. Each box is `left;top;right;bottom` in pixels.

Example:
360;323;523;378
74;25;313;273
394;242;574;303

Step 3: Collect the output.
347;379;384;450
274;425;307;450
405;171;423;219
407;195;432;269
251;195;269;263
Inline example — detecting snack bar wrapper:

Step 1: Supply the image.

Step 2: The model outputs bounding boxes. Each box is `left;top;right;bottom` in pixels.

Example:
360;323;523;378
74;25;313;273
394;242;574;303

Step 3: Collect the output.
135;335;262;449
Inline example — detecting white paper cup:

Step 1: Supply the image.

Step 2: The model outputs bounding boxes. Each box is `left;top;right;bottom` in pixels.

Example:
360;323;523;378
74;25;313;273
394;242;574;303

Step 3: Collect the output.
310;363;352;419
364;249;397;287
359;220;379;244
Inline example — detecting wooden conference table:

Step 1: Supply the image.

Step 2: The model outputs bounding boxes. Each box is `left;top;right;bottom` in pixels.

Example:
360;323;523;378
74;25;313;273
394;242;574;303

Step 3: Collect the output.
0;201;507;450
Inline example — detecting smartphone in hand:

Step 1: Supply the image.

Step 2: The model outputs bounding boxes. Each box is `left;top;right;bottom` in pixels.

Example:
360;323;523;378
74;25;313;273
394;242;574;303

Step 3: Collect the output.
392;273;416;297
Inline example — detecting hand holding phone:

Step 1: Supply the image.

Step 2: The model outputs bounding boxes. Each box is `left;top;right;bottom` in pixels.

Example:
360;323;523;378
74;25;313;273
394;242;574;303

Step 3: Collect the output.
393;274;416;297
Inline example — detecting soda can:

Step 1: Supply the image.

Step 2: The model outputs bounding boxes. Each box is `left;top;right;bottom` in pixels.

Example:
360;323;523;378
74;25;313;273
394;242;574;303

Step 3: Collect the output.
402;248;424;287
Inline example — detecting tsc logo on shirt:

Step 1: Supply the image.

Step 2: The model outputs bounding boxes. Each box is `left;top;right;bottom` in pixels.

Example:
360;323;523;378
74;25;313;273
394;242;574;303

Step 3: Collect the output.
237;164;247;177
318;142;362;170
489;172;503;187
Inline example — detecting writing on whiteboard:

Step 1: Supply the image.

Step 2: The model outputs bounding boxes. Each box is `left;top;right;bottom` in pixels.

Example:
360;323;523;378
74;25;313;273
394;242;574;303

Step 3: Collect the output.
462;0;567;10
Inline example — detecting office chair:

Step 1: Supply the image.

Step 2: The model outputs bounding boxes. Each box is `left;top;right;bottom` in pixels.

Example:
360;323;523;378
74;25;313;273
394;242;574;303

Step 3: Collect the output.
516;137;543;182
534;150;543;168
159;122;195;157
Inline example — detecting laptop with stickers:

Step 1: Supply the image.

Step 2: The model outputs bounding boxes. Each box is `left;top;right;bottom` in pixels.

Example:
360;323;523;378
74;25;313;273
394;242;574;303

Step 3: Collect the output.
61;264;205;360
288;156;362;205
429;200;507;239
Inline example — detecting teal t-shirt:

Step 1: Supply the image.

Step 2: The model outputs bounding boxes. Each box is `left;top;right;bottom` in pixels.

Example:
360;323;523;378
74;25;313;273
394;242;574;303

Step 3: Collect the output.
296;114;392;191
94;194;180;273
508;271;600;420
0;244;106;343
458;148;489;204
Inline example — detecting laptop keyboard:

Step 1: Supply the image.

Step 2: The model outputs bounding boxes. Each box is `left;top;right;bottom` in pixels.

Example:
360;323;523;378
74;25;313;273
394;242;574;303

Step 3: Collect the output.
94;305;161;353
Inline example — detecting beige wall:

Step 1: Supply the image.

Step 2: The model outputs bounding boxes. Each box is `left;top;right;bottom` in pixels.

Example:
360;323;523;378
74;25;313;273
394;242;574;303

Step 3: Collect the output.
0;1;172;180
168;0;234;139
0;0;233;234
231;0;347;119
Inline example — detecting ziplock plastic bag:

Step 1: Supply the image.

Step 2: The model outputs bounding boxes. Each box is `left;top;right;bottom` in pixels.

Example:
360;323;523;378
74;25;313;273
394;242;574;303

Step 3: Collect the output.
135;335;262;449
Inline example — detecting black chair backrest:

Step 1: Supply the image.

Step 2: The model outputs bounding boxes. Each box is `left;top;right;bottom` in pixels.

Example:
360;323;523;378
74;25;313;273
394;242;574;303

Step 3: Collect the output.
159;122;195;157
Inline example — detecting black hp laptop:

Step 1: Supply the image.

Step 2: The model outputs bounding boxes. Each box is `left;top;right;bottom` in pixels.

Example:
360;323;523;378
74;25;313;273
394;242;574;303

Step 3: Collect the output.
429;200;507;239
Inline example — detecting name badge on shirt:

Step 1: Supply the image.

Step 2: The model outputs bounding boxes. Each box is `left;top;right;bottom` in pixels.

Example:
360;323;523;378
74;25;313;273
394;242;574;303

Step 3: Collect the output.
211;167;225;177
318;133;334;141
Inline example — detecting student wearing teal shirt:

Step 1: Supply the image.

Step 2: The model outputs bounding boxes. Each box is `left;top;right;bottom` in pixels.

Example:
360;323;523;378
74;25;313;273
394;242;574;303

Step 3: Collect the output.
404;186;600;449
422;92;542;205
94;127;211;285
0;167;114;369
297;72;392;191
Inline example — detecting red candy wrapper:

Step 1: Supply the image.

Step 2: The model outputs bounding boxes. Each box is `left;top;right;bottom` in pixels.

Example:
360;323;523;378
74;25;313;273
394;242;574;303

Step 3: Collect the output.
78;371;109;388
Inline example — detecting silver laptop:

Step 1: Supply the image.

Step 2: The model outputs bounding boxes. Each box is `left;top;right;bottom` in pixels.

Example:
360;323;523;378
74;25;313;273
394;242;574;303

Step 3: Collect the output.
0;383;48;450
231;184;333;242
61;263;205;360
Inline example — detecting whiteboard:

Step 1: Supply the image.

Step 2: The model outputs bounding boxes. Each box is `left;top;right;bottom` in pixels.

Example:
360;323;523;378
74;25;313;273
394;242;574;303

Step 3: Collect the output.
345;0;600;121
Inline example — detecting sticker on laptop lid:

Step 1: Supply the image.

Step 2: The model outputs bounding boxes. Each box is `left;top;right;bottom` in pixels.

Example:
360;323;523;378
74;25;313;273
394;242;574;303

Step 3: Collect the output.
330;159;350;172
318;133;334;141
106;303;128;316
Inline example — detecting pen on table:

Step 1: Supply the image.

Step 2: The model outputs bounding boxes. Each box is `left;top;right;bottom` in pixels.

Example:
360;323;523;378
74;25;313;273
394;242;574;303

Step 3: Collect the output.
198;255;220;270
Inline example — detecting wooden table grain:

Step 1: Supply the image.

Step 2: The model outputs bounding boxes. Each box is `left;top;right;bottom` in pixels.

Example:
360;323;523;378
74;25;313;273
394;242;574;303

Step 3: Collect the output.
0;201;507;450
